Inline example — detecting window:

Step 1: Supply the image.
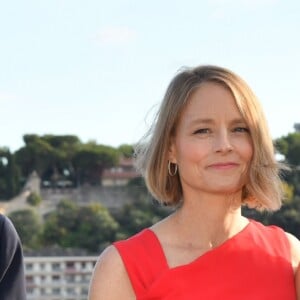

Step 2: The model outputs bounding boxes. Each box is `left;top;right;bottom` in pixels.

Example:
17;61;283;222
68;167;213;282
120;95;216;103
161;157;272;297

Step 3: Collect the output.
52;263;61;271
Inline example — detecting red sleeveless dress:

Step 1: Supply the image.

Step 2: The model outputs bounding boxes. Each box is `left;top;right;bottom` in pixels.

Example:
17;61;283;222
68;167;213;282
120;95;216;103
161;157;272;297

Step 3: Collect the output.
114;219;296;299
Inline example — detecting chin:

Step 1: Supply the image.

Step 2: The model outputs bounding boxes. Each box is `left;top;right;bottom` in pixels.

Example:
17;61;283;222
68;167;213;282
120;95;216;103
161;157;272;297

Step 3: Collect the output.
210;185;243;196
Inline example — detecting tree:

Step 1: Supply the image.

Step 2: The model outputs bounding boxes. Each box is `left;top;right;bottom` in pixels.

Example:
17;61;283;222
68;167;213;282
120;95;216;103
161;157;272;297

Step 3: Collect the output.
275;132;300;195
72;143;119;185
5;152;21;198
113;177;171;238
42;135;80;149
242;181;300;240
15;135;57;181
41;135;81;185
275;132;300;166
14;134;122;187
74;203;119;252
42;199;79;247
118;144;134;158
42;199;119;253
27;192;42;206
8;209;42;250
0;148;21;200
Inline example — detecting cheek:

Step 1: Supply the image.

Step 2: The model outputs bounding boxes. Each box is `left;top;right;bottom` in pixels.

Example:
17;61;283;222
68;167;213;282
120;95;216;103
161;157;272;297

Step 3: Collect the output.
241;141;253;163
175;140;208;163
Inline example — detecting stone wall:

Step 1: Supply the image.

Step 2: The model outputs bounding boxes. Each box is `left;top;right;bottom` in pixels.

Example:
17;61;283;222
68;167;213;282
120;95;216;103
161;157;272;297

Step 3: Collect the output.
39;185;133;215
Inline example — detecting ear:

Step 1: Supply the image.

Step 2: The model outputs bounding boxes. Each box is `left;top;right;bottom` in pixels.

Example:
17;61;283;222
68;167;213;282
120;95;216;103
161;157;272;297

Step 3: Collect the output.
168;138;177;164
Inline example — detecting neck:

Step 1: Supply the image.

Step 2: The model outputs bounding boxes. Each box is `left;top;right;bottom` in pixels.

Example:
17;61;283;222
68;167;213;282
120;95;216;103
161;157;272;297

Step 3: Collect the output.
170;191;247;248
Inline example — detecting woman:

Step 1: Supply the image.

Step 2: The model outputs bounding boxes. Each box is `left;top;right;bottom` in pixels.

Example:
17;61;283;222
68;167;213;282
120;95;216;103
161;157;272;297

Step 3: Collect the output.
89;65;300;299
0;213;26;299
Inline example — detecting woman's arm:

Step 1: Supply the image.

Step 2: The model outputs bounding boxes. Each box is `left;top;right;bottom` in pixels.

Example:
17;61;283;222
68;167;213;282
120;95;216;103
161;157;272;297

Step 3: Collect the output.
88;245;135;300
296;265;300;300
286;232;300;300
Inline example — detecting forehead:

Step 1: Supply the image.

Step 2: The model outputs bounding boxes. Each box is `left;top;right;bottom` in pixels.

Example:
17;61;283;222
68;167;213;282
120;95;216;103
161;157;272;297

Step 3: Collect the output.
181;82;242;119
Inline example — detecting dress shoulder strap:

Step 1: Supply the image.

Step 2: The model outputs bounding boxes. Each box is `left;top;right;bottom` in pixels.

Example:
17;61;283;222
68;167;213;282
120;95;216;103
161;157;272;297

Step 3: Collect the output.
114;229;168;296
249;219;291;259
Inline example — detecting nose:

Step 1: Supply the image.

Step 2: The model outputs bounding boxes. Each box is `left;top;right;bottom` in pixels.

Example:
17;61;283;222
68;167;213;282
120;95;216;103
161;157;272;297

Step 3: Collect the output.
213;130;233;153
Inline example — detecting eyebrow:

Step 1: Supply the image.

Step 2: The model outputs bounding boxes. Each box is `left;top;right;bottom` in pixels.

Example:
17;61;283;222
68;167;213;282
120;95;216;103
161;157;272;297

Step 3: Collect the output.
188;117;247;126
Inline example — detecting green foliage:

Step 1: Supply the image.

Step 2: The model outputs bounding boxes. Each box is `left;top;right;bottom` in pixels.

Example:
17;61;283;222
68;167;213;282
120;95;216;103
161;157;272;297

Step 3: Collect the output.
114;202;162;238
72;143;119;185
13;134;120;189
42;135;80;148
40;178;170;252
243;195;300;239
75;203;119;251
42;199;81;247
27;192;42;206
275;132;300;166
15;136;57;180
275;132;300;195
0;148;21;200
113;177;171;238
42;199;119;253
118;144;134;158
8;209;42;250
282;182;294;203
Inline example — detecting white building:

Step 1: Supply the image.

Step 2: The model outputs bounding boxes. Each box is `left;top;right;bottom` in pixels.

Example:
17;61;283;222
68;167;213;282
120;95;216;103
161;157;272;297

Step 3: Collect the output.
25;256;98;300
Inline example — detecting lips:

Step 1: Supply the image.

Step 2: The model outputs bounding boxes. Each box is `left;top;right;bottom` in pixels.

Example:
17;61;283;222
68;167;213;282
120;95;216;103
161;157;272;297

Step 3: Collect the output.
207;162;239;170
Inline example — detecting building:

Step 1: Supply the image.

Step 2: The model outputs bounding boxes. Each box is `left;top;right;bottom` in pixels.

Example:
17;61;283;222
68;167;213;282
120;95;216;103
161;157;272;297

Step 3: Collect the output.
25;255;98;300
102;157;140;186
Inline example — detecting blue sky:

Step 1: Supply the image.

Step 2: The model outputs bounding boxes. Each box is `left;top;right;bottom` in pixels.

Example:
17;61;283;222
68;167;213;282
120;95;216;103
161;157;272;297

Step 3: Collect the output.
0;0;299;151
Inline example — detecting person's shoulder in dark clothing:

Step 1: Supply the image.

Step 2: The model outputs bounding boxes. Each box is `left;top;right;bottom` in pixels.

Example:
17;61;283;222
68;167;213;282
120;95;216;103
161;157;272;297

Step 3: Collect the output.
0;213;26;299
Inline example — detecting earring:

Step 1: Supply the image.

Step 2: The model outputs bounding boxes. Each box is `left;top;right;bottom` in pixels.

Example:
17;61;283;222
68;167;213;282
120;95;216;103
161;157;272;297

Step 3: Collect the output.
168;161;178;176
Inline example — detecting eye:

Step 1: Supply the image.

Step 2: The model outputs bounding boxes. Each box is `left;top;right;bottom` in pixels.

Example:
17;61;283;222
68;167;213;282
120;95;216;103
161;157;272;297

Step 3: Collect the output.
193;128;211;135
233;127;249;133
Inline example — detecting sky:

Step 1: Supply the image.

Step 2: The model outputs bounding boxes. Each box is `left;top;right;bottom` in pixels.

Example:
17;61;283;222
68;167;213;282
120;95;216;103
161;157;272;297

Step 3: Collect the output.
0;0;299;152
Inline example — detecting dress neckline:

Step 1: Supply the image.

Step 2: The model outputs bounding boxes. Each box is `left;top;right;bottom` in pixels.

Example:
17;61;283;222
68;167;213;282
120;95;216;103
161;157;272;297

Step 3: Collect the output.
144;219;252;270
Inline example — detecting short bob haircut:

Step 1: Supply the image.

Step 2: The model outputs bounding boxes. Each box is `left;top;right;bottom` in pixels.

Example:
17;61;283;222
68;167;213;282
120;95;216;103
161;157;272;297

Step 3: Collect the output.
135;65;284;211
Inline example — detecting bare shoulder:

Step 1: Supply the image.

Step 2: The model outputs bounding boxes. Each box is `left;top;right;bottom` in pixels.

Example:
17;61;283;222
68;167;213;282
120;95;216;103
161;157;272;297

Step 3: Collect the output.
285;232;300;272
88;245;135;300
286;233;300;300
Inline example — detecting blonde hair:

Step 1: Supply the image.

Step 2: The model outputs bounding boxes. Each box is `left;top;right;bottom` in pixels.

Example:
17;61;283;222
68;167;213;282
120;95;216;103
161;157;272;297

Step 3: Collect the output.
135;65;284;211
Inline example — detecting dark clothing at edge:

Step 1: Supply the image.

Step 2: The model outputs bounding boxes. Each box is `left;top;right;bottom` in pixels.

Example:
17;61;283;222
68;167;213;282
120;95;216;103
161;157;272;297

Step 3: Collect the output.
0;214;26;299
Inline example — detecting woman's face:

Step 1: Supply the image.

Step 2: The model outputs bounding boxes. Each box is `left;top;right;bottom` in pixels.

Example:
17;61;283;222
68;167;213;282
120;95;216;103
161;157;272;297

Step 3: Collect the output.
169;82;253;198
